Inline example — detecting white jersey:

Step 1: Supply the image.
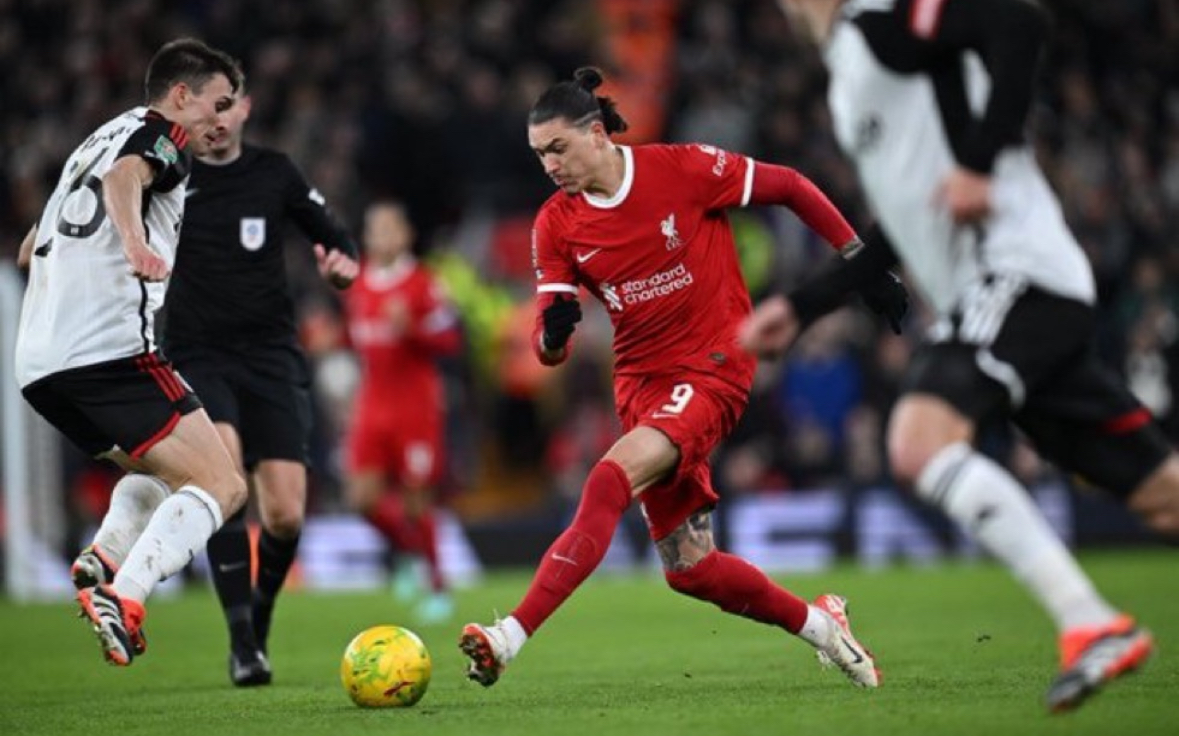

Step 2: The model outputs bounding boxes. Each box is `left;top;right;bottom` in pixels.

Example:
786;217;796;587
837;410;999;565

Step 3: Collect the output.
15;107;191;387
824;0;1094;321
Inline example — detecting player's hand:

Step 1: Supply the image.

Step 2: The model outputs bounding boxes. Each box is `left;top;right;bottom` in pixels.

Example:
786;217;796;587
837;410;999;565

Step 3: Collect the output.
315;244;359;289
541;294;582;351
123;240;170;282
859;270;908;334
937;167;992;224
739;295;801;359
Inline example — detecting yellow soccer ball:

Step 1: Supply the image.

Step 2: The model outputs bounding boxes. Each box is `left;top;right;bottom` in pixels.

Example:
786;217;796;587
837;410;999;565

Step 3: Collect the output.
340;625;432;707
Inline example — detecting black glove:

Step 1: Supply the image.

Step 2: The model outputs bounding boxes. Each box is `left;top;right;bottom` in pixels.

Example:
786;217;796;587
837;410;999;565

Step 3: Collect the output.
541;295;582;351
859;270;908;334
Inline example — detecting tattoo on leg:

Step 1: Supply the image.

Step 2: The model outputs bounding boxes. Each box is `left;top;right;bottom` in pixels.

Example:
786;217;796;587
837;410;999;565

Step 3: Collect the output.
656;511;715;572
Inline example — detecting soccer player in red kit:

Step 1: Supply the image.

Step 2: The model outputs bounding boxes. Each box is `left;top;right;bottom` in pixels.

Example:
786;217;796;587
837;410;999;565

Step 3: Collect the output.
345;200;461;623
459;68;907;689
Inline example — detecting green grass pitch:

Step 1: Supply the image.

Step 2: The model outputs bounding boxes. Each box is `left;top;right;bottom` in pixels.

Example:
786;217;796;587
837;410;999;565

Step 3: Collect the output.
1;549;1175;736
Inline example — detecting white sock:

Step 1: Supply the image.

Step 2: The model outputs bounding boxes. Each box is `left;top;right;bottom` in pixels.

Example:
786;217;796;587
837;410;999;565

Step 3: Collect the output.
917;442;1119;631
114;485;224;603
797;605;836;648
91;474;170;566
499;615;529;661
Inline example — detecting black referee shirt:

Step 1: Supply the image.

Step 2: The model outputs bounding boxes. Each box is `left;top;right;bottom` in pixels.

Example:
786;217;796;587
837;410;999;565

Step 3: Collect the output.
163;144;357;347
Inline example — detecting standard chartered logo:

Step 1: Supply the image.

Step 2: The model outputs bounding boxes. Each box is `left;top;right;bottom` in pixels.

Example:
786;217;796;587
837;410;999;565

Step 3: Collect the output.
616;263;695;308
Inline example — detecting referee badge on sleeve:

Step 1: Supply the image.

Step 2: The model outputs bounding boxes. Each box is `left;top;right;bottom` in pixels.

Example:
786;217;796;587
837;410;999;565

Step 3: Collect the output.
240;217;266;251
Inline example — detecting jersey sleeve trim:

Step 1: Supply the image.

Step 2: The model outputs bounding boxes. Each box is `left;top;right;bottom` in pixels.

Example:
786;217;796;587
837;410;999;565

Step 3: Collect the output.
909;0;948;39
741;156;755;207
538;284;579;295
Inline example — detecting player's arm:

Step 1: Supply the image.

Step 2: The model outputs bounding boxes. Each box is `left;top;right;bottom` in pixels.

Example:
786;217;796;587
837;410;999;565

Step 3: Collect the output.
905;0;1048;222
910;0;1048;175
106;118;191;281
16;224;36;270
748;161;908;332
283;157;360;289
748;162;857;250
104;155;169;281
741;226;901;358
531;209;581;366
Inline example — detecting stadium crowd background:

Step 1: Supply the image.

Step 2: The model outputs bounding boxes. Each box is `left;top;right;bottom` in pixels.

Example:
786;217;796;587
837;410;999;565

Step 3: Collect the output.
1;0;1177;553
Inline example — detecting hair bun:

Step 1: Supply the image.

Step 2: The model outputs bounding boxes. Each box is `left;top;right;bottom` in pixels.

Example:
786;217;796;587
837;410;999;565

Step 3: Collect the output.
573;67;604;93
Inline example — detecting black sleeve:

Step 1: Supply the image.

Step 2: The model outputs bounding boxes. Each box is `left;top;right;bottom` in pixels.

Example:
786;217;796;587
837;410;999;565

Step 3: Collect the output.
787;225;900;326
117;117;192;193
280;155;359;258
916;0;1049;173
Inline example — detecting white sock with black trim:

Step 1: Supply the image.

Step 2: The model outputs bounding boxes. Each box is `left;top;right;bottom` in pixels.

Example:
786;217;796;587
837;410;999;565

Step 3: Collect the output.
114;485;224;603
917;442;1119;631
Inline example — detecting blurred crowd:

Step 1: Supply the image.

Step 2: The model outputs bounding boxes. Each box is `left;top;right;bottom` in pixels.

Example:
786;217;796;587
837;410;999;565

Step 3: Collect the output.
2;0;1177;528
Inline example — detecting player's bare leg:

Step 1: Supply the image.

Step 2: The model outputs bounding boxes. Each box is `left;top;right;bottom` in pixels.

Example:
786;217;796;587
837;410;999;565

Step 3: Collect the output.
1127;455;1179;535
657;511;879;687
76;409;246;666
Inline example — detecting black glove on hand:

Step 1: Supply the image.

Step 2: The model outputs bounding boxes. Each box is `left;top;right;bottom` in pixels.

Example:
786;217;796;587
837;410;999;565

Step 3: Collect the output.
859;270;909;334
542;295;582;351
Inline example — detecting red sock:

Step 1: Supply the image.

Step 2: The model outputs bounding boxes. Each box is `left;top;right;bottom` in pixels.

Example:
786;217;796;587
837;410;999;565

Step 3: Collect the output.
414;510;446;592
512;460;632;634
364;494;419;551
665;550;809;633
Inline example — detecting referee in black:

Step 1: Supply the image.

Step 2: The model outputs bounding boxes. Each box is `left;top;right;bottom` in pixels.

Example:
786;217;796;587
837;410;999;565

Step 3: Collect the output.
163;84;359;686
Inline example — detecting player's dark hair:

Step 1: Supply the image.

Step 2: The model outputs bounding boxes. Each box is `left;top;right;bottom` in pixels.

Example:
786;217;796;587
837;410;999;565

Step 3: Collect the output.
528;67;629;135
144;38;243;104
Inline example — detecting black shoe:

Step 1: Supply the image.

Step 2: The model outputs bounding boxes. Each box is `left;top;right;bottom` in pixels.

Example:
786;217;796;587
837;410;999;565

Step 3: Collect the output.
230;649;273;687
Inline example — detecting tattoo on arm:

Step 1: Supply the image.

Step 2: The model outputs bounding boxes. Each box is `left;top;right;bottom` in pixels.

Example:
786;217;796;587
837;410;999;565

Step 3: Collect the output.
655;511;715;572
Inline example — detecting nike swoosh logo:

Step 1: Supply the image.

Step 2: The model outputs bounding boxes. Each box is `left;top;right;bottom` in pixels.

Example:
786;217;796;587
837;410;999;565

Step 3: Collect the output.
575;249;602;264
550;553;578;565
185;188;200;199
842;636;864;664
218;561;249;573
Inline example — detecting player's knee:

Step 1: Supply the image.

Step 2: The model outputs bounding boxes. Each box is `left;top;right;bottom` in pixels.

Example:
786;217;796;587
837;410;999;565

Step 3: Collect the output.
344;482;380;514
888;398;972;487
888;439;935;487
262;505;305;538
1142;511;1179;537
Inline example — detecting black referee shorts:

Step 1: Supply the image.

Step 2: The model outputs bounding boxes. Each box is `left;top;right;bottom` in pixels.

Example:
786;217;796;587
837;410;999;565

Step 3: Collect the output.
904;286;1172;498
22;352;202;459
166;340;313;469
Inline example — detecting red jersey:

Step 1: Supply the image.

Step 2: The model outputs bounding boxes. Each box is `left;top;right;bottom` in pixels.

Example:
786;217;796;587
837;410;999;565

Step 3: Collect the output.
346;259;459;410
532;143;757;388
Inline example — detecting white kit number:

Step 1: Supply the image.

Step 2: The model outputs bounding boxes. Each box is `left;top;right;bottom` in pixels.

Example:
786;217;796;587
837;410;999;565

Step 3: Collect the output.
660;383;695;414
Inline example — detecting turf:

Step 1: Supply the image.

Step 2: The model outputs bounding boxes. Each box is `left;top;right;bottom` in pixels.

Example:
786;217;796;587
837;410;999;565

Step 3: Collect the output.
1;549;1175;736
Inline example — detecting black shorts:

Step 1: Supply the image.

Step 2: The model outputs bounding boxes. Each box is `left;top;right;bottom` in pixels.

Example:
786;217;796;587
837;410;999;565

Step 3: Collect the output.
904;285;1171;498
22;352;202;459
166;340;312;468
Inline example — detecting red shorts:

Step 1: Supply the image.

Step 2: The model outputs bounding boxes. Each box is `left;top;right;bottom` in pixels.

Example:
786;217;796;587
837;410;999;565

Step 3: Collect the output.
346;409;444;487
614;371;749;541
